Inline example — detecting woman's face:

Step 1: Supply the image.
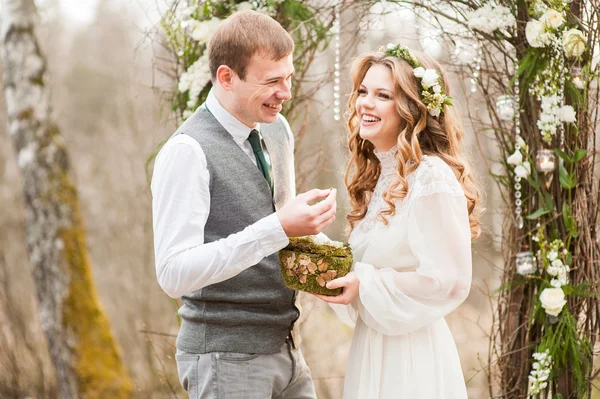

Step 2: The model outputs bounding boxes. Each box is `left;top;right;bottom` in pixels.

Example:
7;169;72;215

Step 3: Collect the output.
355;64;402;152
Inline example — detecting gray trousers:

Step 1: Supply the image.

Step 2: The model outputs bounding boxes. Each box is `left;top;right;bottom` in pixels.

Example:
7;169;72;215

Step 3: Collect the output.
176;339;317;399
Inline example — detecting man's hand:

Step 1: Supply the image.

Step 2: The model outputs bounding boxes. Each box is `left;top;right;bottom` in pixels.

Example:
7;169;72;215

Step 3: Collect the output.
277;188;337;237
313;272;359;305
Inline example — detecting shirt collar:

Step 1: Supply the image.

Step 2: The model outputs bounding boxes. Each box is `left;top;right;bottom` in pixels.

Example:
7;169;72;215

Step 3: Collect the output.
205;89;260;144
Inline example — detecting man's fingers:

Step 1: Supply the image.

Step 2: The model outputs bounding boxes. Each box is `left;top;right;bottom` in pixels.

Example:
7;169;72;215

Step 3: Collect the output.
317;205;336;225
299;188;333;204
311;188;337;214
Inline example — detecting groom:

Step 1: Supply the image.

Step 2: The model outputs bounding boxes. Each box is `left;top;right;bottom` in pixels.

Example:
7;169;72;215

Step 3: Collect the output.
151;10;336;399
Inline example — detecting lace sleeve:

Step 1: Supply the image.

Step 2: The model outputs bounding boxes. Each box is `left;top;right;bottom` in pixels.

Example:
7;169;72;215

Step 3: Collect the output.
408;155;465;202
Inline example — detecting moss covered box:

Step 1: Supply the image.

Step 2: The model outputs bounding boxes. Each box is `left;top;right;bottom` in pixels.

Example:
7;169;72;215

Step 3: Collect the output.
279;236;353;296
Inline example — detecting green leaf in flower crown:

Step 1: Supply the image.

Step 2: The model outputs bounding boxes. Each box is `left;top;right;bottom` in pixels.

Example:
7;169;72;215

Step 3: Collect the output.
526;208;550;220
573;149;587;163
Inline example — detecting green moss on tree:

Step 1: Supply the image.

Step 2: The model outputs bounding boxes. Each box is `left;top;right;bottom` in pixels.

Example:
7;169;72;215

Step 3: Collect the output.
58;172;133;398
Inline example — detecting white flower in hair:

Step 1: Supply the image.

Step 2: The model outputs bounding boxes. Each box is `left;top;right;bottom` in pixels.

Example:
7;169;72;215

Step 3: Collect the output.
413;67;425;78
429;107;441;117
421;69;440;88
383;43;452;118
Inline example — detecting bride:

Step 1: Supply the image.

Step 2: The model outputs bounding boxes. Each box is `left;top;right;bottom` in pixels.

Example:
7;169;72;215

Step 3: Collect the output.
316;44;480;398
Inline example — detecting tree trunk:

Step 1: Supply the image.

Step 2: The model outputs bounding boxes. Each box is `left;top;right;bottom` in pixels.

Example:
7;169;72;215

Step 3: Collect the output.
0;1;133;398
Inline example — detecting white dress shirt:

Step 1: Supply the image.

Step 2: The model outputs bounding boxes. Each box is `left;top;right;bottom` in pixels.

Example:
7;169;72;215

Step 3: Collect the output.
151;90;295;298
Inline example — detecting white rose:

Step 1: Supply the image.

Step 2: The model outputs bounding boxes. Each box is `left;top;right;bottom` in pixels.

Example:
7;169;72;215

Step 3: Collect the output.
540;9;564;29
551;259;564;268
387;43;395;50
507;149;523;166
547;250;558;261
413;67;425;78
514;163;530;178
539;287;567;317
428;107;441;117
562;29;586;58
237;2;253;11
421;69;440;88
526;20;546;48
432;85;441;93
559;105;577;123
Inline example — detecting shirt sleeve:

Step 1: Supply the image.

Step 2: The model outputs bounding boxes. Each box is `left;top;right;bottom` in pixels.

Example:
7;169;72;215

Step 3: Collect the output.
351;189;472;336
151;135;289;298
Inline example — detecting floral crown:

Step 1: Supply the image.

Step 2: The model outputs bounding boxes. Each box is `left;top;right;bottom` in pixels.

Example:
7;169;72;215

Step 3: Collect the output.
381;43;453;117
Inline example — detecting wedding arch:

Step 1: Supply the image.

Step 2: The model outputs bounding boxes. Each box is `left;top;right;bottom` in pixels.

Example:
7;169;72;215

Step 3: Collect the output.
153;1;599;397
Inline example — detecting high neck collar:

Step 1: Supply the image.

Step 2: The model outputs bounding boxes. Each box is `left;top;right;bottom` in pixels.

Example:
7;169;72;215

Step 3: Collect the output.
374;146;398;175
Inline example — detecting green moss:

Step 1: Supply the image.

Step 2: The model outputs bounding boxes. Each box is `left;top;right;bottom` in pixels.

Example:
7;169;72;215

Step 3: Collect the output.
279;237;353;296
57;171;133;398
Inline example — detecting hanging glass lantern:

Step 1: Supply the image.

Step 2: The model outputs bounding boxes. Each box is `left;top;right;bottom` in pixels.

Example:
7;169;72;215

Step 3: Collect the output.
570;66;584;90
496;95;516;120
516;251;536;275
536;149;556;173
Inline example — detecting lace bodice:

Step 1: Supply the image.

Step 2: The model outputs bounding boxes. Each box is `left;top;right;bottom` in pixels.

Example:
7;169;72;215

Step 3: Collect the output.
354;147;465;233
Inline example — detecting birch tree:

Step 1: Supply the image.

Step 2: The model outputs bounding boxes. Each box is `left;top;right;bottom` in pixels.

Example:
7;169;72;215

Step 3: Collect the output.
0;0;133;397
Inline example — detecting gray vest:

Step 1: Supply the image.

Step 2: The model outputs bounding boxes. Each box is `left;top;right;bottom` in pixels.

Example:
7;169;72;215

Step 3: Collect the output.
175;108;298;354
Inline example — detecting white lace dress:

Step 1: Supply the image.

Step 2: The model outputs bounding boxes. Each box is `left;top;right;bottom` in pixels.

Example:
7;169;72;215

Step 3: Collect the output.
335;147;472;399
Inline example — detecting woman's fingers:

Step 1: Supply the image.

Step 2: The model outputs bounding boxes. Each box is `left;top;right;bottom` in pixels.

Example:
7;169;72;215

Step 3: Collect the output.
313;292;350;304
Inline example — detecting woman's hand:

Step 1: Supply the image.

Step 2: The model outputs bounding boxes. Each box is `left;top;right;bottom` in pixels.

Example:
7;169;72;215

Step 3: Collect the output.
314;272;359;305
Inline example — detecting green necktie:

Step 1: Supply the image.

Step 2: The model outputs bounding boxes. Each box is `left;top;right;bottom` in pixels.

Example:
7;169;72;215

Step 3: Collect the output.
248;129;274;194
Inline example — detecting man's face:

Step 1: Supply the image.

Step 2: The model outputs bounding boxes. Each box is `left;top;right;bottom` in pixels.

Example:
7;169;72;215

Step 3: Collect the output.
229;52;294;127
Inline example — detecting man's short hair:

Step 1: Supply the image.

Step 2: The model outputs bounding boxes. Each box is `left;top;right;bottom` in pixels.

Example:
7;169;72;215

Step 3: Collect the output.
208;10;294;81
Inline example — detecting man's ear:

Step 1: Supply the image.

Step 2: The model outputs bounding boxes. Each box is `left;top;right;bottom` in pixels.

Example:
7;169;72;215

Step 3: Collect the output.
216;65;235;91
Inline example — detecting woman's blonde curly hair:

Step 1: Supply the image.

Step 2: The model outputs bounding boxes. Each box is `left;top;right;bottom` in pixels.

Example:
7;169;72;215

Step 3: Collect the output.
344;51;481;240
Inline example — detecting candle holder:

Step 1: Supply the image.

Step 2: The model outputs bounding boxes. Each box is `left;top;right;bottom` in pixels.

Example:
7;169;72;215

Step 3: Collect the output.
516;251;536;275
570;66;584;90
496;95;517;120
536;149;556;173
